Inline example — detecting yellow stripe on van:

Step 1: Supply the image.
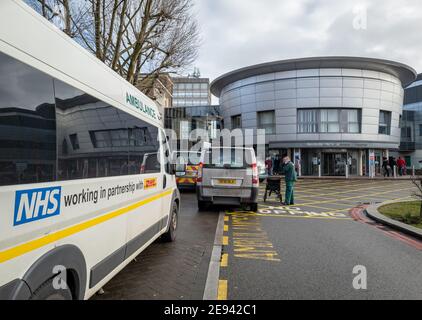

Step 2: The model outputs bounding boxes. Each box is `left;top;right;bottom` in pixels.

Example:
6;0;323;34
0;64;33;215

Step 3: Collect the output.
0;189;173;264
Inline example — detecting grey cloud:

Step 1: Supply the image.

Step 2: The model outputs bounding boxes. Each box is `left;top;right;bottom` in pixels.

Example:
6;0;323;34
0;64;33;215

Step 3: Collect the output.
193;0;422;100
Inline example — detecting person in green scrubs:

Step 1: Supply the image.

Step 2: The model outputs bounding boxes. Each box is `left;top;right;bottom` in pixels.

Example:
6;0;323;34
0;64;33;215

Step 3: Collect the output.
282;156;297;206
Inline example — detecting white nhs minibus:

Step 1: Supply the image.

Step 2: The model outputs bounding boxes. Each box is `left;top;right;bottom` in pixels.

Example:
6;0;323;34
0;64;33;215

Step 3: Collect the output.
0;0;180;300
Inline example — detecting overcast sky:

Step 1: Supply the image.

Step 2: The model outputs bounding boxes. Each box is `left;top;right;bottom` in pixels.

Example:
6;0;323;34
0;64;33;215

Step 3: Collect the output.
192;0;422;101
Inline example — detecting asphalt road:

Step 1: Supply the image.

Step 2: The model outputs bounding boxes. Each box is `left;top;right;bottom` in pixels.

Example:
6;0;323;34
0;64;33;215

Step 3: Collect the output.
221;179;422;300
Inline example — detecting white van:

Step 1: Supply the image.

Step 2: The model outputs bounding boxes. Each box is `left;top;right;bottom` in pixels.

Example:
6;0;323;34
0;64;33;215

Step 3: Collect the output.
0;1;179;300
196;147;259;211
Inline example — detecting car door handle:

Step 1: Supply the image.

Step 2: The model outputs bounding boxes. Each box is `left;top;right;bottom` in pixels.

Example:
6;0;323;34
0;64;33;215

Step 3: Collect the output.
163;174;167;189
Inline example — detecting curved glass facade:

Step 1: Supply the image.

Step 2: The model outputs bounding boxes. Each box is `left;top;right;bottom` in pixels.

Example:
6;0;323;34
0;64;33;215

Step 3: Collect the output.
398;74;422;169
212;59;414;176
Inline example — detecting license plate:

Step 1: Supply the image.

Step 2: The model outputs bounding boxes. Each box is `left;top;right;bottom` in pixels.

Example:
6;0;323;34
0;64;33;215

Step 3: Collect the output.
176;172;185;176
218;179;236;185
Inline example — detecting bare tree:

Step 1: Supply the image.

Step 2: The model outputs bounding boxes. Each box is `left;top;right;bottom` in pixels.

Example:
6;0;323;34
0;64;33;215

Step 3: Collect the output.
26;0;89;38
410;175;422;218
25;0;200;93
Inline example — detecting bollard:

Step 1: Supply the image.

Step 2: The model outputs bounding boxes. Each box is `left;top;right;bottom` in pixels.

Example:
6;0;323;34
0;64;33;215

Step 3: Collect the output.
393;165;397;178
412;165;415;177
318;164;321;178
345;163;349;179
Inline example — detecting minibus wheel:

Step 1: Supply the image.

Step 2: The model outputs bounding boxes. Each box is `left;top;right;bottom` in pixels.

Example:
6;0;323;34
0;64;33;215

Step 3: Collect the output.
162;202;178;242
29;278;73;300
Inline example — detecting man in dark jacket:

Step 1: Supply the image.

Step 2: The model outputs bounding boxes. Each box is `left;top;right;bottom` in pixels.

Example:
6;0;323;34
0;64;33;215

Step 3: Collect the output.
282;156;297;206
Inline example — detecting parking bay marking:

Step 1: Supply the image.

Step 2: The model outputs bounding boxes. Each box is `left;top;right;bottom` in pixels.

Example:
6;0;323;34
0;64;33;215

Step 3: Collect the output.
227;211;281;262
255;206;352;220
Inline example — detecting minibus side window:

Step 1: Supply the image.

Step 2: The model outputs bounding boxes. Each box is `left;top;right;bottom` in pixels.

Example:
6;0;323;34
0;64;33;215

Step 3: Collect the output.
55;79;161;180
0;52;56;186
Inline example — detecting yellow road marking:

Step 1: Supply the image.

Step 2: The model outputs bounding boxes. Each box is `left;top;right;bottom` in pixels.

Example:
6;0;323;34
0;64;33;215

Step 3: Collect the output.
222;236;229;246
0;189;173;264
295;184;414;198
259;202;352;213
224;224;229;232
221;253;228;267
224;216;229;222
259;194;414;217
255;213;352;220
217;280;228;300
230;211;281;262
296;180;411;189
295;187;414;206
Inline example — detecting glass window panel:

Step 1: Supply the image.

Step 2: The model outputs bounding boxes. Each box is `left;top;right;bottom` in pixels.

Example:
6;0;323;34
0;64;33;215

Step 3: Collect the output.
378;110;391;135
298;108;361;133
258;111;275;134
348;123;360;133
259;111;274;124
231;115;241;129
348;109;358;122
327;123;339;132
327;109;339;121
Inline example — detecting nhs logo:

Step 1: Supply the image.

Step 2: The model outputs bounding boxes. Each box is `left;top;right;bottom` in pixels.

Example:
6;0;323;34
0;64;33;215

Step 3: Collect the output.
14;187;61;226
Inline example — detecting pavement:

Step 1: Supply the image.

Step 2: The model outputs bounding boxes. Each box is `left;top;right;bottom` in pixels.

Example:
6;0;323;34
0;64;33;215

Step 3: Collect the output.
93;190;219;300
366;200;422;240
220;179;422;300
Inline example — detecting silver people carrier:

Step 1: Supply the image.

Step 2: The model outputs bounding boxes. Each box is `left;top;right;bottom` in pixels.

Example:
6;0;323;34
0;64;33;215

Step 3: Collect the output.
196;147;259;211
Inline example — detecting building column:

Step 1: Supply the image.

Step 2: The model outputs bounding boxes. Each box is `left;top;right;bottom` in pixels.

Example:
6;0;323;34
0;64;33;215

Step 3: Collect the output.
358;150;363;176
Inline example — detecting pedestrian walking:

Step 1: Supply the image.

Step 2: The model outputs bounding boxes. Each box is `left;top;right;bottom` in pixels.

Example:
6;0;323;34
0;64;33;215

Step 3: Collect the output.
382;157;390;177
397;157;406;176
281;156;297;206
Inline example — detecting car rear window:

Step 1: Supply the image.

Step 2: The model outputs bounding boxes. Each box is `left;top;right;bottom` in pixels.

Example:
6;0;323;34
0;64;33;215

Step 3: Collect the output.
203;149;253;169
175;152;201;171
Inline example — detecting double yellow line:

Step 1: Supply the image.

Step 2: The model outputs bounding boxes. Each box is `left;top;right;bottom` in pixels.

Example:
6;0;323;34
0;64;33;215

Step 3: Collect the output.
218;215;230;300
0;189;173;264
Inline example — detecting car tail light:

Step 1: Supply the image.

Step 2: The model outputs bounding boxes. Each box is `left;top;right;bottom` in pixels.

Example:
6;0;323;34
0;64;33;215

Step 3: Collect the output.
251;163;259;185
196;162;203;183
140;165;145;174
